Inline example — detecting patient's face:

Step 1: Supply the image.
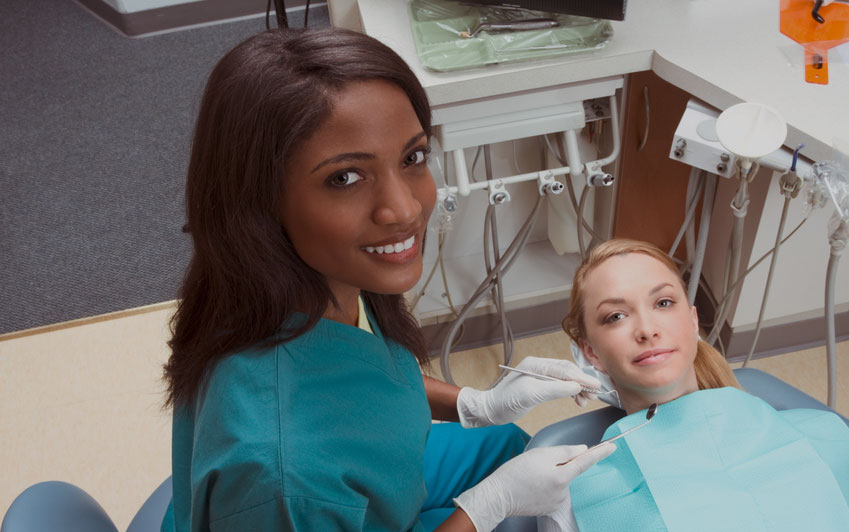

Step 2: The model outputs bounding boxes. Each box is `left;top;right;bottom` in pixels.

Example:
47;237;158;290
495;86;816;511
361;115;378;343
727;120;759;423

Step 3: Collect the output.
579;253;699;413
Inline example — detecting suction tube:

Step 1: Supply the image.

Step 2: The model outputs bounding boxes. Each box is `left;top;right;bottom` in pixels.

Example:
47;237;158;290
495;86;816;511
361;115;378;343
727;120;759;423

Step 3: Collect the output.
825;249;840;408
825;217;847;408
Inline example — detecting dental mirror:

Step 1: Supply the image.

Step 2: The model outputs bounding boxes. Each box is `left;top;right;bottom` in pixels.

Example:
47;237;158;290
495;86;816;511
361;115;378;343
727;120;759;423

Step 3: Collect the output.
556;403;658;467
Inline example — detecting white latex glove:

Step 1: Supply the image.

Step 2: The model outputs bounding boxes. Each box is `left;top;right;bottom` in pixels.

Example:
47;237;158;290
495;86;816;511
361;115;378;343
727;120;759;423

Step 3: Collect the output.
454;442;616;532
537;502;579;532
456;356;602;428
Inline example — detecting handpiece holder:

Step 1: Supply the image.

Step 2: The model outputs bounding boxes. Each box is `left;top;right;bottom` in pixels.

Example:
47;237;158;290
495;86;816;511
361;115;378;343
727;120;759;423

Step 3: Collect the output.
440;95;620;207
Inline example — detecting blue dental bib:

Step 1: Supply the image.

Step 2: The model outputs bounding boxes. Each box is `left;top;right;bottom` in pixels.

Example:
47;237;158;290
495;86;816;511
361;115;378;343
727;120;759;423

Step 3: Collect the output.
570;387;849;532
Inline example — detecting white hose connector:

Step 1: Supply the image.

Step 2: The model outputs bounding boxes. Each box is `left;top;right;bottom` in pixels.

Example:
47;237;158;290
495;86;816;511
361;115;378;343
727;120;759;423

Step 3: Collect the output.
538;170;564;196
588;173;615;187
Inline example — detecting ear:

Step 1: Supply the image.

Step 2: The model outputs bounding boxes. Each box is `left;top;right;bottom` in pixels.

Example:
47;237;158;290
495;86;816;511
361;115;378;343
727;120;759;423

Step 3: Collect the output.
690;305;700;336
579;339;607;374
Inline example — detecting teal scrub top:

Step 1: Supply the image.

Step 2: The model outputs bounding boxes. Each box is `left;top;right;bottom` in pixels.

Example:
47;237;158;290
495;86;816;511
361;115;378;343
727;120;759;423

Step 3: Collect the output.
163;311;432;532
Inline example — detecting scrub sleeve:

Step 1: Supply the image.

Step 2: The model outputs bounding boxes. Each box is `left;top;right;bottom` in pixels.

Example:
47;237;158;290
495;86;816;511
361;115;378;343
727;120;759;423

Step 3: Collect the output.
420;422;530;531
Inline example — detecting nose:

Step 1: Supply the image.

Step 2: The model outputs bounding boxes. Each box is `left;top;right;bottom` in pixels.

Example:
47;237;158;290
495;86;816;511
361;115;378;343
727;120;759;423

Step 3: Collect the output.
372;171;422;226
633;312;659;342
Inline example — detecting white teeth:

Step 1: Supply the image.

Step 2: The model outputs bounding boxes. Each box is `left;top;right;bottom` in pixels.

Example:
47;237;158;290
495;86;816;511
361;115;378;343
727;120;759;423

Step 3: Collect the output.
363;235;416;255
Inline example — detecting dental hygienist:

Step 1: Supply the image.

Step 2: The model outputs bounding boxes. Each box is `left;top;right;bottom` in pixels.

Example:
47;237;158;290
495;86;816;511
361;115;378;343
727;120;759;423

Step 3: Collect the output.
160;28;614;532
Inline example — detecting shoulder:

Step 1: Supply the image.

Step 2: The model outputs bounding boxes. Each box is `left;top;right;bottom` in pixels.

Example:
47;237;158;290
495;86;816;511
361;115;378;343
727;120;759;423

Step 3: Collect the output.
201;343;282;406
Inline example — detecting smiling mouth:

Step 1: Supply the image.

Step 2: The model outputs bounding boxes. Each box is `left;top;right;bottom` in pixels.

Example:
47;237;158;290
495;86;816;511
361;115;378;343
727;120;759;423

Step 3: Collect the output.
363;235;415;255
633;349;673;364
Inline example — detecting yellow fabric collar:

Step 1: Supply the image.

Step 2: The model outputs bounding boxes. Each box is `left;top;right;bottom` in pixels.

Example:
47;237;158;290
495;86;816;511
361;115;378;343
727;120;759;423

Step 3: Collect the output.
357;295;373;334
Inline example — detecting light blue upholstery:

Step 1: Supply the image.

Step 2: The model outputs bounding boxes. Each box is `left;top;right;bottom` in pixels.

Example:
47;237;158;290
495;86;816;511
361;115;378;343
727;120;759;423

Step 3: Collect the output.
495;368;849;532
2;477;172;532
126;477;171;532
1;481;118;532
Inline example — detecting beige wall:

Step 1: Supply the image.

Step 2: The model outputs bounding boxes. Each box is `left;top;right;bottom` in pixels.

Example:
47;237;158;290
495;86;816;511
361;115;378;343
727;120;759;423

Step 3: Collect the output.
0;306;175;531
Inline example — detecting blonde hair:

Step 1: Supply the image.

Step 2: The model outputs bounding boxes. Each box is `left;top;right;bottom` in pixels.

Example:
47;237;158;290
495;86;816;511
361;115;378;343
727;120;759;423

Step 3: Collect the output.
562;239;739;391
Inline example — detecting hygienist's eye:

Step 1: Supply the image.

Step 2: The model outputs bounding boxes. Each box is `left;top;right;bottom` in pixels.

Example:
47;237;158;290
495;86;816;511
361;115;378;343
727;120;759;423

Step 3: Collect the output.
404;146;431;166
327;170;363;187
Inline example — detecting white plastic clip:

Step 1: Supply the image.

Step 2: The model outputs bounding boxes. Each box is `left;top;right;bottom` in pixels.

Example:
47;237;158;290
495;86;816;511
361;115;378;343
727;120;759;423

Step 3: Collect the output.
488;179;510;205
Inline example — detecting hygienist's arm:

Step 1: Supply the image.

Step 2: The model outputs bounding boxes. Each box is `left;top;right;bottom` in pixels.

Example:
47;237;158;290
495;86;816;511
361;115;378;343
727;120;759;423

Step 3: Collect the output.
424;375;461;422
434;509;477;531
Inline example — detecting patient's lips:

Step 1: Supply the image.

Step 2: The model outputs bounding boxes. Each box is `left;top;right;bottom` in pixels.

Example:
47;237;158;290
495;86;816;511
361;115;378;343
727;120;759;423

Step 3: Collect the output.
633;348;673;365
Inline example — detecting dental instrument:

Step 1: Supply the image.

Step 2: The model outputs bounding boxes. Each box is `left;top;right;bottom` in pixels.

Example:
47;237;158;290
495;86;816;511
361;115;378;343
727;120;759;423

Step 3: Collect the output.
458;19;559;39
556;403;658;466
496;364;614;395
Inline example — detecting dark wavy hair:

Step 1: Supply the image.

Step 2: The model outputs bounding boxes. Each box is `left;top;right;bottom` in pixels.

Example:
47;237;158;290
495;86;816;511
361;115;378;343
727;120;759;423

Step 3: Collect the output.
164;28;432;408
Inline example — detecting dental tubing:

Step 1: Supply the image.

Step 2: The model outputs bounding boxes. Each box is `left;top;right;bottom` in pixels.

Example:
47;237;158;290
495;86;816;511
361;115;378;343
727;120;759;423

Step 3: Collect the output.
440;195;542;385
687;170;717;305
825;237;844;408
742;196;792;367
803;159;848;407
483;145;516;382
669;168;704;263
707;162;756;346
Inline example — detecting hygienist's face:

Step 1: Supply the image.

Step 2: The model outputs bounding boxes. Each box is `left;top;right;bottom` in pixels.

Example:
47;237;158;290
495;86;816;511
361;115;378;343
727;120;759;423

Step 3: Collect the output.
579;253;700;413
280;80;435;318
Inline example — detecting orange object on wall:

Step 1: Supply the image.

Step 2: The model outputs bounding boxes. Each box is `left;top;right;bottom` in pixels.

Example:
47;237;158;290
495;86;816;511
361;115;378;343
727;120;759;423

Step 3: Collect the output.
780;0;849;84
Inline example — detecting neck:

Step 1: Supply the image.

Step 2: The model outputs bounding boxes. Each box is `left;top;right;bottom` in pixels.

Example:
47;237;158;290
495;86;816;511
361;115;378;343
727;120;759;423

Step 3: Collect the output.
322;288;360;327
618;371;699;415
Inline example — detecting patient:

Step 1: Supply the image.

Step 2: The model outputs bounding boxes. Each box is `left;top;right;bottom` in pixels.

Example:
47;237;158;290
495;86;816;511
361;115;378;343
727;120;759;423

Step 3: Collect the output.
539;238;849;532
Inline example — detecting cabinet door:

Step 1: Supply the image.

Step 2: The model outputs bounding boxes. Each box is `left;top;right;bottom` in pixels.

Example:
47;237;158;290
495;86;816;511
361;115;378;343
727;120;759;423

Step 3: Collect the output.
613;70;697;260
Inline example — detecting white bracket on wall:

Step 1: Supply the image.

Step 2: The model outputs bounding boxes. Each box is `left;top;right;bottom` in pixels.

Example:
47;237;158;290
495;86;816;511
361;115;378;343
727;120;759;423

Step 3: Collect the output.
432;77;623;204
670;99;813;177
433;76;623;151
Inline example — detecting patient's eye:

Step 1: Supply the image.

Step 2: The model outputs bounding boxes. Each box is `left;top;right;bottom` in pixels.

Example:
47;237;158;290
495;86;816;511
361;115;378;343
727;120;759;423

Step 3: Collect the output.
657;298;674;309
604;312;625;324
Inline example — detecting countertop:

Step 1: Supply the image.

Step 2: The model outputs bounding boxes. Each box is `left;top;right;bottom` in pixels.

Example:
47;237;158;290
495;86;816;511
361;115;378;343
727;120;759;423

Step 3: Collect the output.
359;0;849;163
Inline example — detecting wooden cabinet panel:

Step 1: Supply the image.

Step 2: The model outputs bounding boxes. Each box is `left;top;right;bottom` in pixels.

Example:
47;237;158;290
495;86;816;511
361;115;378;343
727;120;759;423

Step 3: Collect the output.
614;70;698;260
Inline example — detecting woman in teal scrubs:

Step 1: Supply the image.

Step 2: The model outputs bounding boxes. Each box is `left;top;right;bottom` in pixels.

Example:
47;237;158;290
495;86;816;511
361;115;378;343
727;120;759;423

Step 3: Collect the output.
161;28;613;532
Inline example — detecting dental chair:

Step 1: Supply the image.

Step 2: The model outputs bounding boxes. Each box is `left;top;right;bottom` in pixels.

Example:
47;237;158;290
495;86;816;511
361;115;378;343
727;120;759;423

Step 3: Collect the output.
1;477;172;532
495;367;849;532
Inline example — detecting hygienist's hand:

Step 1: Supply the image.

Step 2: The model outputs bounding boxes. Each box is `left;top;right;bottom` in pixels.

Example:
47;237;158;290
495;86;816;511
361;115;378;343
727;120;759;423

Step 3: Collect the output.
537;503;579;532
456;357;602;428
454;442;616;532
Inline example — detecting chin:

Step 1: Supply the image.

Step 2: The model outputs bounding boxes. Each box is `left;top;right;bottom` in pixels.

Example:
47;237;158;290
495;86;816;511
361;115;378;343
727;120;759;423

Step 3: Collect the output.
371;275;422;296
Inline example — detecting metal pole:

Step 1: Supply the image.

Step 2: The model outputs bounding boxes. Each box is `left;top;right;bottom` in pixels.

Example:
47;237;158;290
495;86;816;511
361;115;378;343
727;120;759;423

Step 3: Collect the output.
273;0;288;28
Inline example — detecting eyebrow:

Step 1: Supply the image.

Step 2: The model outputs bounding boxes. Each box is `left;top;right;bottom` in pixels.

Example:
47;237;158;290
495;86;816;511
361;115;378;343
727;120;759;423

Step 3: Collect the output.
595;282;674;311
310;131;427;173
